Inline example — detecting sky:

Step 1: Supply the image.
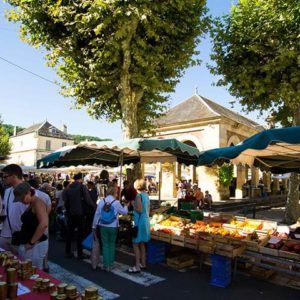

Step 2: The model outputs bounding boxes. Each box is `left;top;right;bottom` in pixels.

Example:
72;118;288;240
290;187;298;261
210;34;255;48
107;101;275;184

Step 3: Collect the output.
0;1;265;141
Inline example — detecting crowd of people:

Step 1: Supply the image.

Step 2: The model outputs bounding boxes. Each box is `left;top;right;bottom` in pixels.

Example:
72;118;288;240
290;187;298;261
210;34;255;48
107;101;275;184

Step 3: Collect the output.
177;179;213;209
0;164;151;274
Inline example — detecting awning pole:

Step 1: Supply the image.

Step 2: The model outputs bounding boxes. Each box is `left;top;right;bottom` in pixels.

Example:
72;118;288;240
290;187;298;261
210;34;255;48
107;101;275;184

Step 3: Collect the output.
158;163;162;207
119;151;123;201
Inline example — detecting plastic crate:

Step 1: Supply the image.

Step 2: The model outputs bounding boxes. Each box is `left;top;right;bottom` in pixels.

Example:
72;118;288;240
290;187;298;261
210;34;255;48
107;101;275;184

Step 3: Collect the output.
190;210;204;222
147;241;167;264
210;277;231;288
210;254;232;287
180;202;194;210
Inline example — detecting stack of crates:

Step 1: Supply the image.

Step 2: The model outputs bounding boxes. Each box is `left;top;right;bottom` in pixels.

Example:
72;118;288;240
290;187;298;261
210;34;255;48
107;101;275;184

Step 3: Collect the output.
147;240;167;264
210;254;232;288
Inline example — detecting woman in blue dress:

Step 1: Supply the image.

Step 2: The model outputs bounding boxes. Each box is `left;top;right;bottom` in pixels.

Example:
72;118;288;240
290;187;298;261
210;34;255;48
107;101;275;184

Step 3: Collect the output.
128;179;150;273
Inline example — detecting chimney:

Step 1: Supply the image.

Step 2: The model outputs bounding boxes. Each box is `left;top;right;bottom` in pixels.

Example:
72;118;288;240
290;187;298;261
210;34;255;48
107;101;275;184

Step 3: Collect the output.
13;126;17;136
62;124;67;134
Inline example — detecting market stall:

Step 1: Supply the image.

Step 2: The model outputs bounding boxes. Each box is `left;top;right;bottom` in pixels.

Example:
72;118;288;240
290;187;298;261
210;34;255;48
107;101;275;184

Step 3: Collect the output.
148;211;300;286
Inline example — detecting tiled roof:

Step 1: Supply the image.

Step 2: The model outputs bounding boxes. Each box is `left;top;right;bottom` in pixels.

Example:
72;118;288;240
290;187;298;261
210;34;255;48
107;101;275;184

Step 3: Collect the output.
16;121;72;140
156;94;264;130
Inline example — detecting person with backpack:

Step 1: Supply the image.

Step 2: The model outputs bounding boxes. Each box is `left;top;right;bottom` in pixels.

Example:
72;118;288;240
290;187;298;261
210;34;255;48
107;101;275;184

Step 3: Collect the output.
92;185;128;271
64;173;95;259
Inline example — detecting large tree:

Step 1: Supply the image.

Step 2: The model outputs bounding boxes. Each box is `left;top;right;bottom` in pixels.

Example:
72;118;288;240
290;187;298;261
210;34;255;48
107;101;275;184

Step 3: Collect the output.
0;119;11;160
6;0;209;138
210;0;300;223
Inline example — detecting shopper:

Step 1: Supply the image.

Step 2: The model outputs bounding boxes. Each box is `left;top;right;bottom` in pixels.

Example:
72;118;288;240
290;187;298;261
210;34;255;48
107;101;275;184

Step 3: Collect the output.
13;182;48;269
128;179;151;273
64;173;96;259
121;180;137;210
0;164;26;254
92;186;128;271
55;183;64;214
204;190;213;209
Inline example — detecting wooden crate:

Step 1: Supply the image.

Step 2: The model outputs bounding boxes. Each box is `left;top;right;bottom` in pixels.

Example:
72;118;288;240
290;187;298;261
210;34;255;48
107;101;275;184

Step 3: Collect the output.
214;234;230;244
278;240;300;260
171;234;185;247
158;232;171;243
260;239;280;257
245;235;269;252
198;240;215;254
184;237;199;250
167;255;195;269
150;231;160;240
215;242;246;258
250;266;275;280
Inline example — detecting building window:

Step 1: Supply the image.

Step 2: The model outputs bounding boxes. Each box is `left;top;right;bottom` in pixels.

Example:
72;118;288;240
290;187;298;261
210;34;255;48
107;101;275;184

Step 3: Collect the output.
20;141;23;148
62;142;67;147
46;140;51;151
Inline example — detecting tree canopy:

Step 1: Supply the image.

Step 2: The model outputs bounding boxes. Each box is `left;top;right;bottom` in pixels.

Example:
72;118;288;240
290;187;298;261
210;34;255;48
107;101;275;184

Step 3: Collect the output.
210;0;300;125
209;0;300;223
7;0;209;138
0;120;11;160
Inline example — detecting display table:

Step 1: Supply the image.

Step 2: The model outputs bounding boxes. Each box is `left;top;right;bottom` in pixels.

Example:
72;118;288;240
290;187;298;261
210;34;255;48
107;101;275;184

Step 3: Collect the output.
0;263;60;299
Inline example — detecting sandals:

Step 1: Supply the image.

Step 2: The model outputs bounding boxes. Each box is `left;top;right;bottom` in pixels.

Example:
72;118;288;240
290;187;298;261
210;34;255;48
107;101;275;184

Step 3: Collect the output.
127;266;141;273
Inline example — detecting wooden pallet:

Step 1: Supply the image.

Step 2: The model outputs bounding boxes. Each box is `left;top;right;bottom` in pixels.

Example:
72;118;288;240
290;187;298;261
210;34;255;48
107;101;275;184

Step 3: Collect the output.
167;255;195;269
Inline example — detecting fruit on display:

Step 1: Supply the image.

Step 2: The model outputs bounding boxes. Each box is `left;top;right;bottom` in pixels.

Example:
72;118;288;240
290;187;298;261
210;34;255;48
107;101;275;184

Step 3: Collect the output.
150;213;167;225
159;217;185;229
265;238;284;249
273;232;289;239
281;240;300;254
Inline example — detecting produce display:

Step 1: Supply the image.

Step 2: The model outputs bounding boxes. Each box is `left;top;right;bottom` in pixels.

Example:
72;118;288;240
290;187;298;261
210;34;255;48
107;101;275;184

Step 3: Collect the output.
281;240;300;254
150;212;300;260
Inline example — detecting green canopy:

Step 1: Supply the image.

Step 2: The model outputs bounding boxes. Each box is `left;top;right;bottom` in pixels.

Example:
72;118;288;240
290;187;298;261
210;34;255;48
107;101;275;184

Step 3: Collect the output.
197;126;300;173
37;138;200;169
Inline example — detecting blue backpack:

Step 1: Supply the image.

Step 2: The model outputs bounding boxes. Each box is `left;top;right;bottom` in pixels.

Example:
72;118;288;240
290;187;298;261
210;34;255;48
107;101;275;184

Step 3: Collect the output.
100;199;117;224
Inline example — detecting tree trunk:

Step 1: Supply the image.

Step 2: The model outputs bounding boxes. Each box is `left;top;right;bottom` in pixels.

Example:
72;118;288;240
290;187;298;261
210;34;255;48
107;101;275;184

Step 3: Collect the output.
119;18;143;180
284;106;300;224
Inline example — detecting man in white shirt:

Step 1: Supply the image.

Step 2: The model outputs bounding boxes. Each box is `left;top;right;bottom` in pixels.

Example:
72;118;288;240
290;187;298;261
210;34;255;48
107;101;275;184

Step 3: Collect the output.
0;164;26;254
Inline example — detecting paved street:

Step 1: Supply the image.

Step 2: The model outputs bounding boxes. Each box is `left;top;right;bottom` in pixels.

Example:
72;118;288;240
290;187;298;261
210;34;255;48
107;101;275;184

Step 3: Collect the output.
48;239;299;300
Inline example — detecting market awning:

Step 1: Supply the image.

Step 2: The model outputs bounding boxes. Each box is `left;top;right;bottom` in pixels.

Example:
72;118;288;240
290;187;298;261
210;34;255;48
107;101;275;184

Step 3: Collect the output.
37;138;200;169
197;126;300;173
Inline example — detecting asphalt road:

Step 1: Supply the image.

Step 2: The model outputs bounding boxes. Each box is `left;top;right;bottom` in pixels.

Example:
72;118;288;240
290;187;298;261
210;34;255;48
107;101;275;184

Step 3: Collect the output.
48;238;300;300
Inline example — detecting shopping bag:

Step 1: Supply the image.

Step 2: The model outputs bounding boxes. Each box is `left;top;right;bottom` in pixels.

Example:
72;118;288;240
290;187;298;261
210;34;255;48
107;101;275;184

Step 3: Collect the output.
82;233;93;251
91;239;100;270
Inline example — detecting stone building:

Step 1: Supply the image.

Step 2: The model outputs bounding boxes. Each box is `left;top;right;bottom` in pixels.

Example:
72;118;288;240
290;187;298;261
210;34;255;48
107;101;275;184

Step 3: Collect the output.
152;93;265;200
8;121;74;167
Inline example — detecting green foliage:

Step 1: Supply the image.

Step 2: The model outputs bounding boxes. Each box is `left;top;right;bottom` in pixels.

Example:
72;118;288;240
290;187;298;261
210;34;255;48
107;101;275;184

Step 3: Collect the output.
70;134;111;145
6;0;209;137
210;0;300;124
219;164;234;187
0;120;11;160
2;124;25;136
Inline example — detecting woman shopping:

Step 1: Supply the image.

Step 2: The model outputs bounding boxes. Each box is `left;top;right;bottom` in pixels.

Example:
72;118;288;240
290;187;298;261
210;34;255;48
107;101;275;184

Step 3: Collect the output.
92;186;128;272
128;179;151;273
13;182;49;269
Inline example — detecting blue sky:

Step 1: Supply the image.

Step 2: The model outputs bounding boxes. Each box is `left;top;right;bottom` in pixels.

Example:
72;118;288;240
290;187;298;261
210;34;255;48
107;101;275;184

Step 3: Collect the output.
0;1;264;140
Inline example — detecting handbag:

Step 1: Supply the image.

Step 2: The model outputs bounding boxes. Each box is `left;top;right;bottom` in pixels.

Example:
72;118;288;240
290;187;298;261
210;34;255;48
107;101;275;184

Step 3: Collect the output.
130;194;143;238
91;238;100;270
82;233;93;251
11;231;21;246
